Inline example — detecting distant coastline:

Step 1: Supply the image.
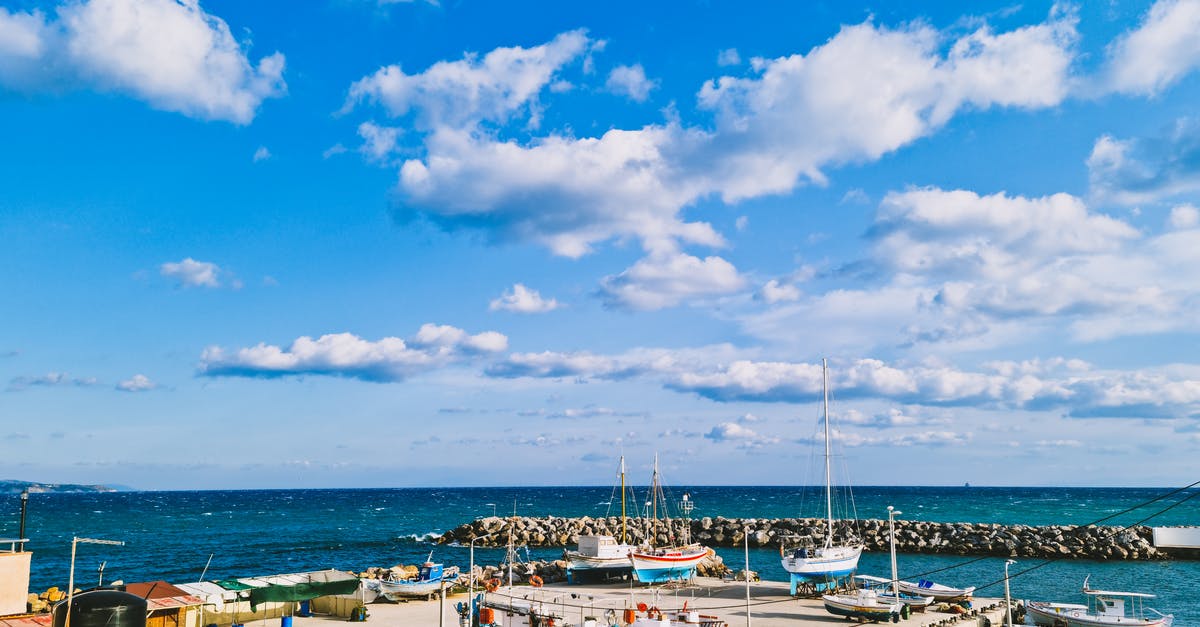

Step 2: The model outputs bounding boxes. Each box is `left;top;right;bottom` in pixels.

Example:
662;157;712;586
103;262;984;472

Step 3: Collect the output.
0;480;117;494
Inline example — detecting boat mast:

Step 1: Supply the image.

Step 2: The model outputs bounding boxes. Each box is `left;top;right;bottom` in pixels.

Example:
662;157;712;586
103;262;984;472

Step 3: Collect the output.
823;358;833;549
652;453;659;542
620;455;627;545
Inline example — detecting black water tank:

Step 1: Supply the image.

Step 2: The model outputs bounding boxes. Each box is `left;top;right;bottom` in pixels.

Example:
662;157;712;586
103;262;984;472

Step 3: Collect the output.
53;590;147;627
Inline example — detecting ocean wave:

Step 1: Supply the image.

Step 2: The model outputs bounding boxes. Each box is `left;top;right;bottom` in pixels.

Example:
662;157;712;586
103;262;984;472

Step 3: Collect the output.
398;531;442;543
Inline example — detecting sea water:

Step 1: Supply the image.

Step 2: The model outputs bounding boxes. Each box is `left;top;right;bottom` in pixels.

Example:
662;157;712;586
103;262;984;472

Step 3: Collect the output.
3;486;1196;623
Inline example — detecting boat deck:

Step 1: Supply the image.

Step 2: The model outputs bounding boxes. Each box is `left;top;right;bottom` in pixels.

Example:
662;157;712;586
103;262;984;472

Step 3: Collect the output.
238;577;1012;626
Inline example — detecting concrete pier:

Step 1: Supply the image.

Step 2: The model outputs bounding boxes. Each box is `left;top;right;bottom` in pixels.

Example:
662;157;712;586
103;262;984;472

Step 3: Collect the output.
235;578;1010;627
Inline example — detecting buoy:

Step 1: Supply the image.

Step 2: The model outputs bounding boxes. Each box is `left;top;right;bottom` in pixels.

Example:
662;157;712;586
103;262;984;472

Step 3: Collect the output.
529;575;544;588
485;578;501;592
623;608;636;624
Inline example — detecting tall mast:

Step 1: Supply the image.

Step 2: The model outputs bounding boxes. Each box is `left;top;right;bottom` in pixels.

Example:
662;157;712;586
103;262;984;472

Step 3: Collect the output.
620;456;627;545
823;358;833;548
652;453;660;542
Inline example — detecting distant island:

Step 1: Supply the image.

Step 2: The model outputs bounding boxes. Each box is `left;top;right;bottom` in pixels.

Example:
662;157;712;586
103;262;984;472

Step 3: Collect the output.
0;480;117;494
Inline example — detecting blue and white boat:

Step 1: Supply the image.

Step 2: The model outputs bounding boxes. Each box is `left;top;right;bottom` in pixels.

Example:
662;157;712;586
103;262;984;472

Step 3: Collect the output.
781;358;863;594
378;555;459;601
628;455;710;584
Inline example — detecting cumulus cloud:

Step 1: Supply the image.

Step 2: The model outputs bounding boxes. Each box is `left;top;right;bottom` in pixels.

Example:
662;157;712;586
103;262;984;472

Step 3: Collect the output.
599;251;746;310
716;48;740;66
0;0;285;124
253;146;271;162
160;258;222;288
746;185;1200;351
606;64;657;102
345;29;592;130
116;374;156;392
1088;119;1200;205
704;421;780;449
1105;0;1200;96
345;12;1076;268
1169;204;1200;229
489;283;561;313
199;324;507;382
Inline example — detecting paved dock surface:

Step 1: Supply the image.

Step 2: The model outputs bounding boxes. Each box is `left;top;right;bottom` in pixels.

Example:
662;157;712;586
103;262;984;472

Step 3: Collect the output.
238;578;1012;626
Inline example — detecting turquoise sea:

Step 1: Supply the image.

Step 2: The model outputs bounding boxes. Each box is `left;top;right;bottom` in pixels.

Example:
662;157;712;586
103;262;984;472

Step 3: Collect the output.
4;486;1197;623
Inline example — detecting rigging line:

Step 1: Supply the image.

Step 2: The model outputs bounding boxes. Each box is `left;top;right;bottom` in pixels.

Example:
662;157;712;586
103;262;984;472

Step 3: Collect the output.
968;485;1200;593
897;478;1200;581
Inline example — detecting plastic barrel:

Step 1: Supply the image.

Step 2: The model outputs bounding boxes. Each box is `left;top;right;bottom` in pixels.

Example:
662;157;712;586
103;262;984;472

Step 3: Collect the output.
281;616;292;627
298;601;311;617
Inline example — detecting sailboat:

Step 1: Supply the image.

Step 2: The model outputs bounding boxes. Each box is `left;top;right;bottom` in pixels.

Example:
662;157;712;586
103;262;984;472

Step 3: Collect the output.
628;454;710;583
564;456;637;582
781;358;863;594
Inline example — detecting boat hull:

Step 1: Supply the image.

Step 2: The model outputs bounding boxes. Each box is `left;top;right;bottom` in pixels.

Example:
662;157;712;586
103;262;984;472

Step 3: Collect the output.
781;545;862;593
896;580;974;602
822;594;900;623
379;579;447;600
1026;601;1173;627
629;548;708;583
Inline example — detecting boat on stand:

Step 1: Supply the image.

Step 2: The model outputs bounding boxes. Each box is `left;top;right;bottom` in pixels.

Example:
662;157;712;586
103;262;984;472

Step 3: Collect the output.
378;553;460;601
781;358;863;595
628;454;710;584
1025;576;1174;627
564;456;636;583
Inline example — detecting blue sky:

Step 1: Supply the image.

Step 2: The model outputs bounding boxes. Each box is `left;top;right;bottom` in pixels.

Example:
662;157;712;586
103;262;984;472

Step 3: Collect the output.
3;0;1200;490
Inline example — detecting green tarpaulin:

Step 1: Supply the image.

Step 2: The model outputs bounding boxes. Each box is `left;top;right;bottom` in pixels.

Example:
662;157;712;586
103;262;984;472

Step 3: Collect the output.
213;579;255;591
249;578;361;610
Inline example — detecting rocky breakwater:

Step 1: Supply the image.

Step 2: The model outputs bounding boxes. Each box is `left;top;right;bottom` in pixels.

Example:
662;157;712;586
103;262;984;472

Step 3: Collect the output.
439;516;1169;561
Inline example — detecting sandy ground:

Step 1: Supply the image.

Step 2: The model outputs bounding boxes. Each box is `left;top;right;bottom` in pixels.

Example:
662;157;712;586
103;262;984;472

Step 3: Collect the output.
236;578;1012;627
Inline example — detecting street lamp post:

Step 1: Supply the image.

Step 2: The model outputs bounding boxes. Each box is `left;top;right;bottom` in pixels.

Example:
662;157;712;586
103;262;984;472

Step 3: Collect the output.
887;506;902;600
1004;559;1016;626
469;533;494;626
66;537;124;627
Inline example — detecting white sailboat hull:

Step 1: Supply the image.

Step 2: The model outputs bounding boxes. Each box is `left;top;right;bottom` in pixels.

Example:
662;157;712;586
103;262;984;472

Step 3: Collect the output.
781;545;862;578
1026;601;1173;627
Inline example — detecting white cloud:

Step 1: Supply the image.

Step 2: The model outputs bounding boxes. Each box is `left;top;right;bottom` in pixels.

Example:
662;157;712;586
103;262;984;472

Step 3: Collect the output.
487;347;1200;419
489;283;561;313
396;125;722;258
345;29;592;129
200;325;507;382
599;251;746;310
1169;204;1200;229
704;421;780;448
160;257;222;288
253;146;271;162
116;374;156;392
1105;0;1200;96
760;279;801;304
696;9;1075;202
1088;120;1200;205
4;0;286;124
0;8;49;87
606;63;657;102
716;48;740;66
346;13;1076;266
357;121;402;162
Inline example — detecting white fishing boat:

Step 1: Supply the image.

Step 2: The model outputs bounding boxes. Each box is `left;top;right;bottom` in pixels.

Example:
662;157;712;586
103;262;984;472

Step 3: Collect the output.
855;576;933;612
565;456;636;582
1025;577;1174;627
781;358;863;594
894;578;974;602
628;454;709;584
822;588;902;623
378;556;460;601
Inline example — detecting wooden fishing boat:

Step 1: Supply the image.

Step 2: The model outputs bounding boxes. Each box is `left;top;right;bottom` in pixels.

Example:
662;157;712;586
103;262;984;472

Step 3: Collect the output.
565;456;636;582
822;589;902;623
628;454;709;584
378;557;459;601
895;578;975;602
